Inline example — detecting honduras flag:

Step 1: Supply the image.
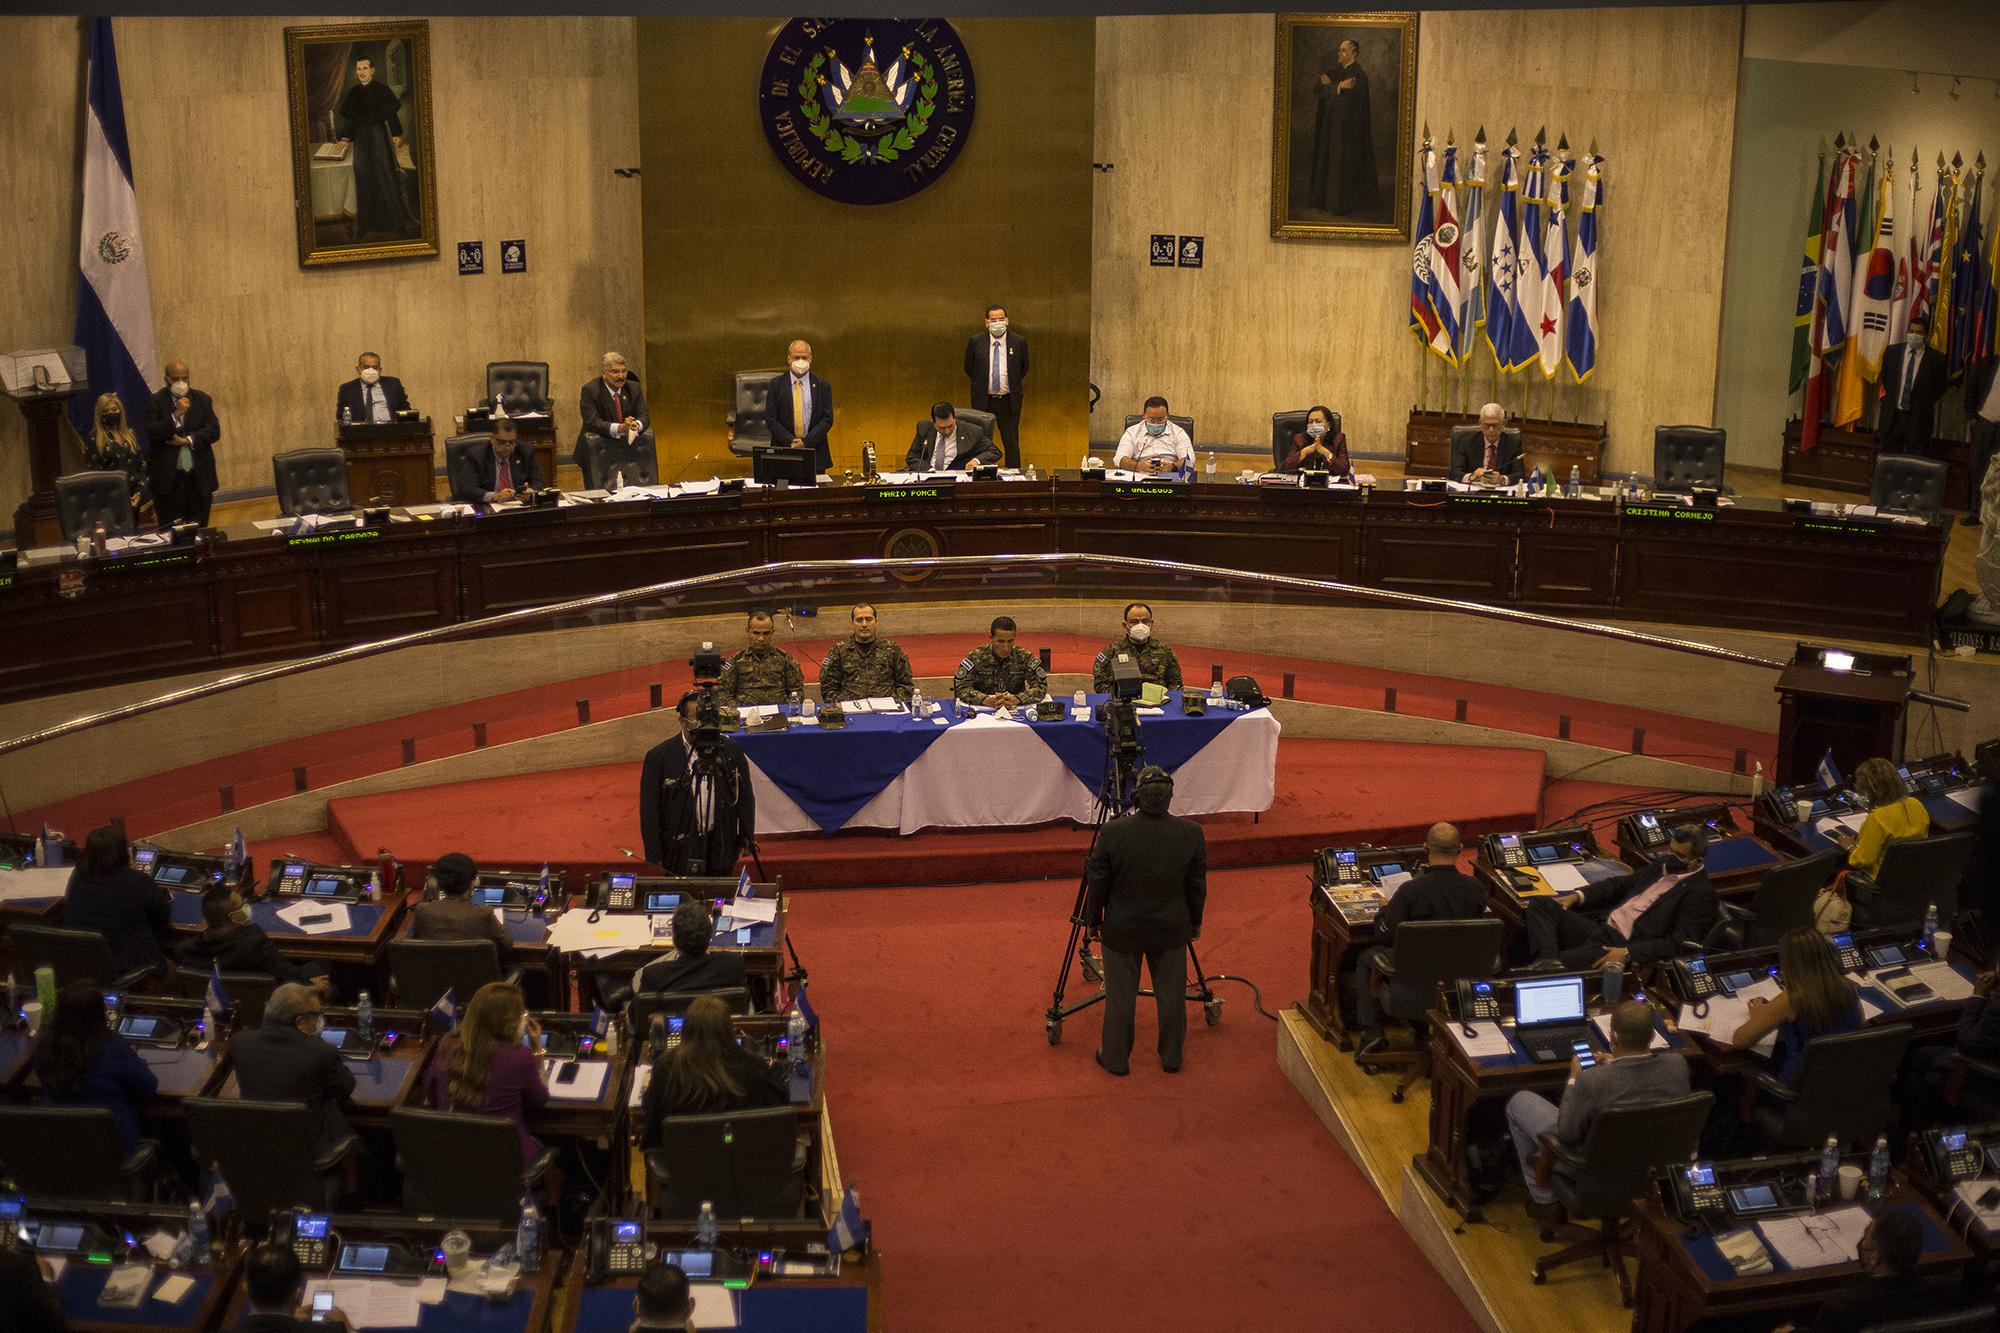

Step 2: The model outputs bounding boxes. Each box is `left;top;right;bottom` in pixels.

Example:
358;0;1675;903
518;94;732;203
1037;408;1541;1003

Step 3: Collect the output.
204;965;229;1015
590;1003;609;1038
827;1184;869;1253
70;18;159;443
1816;749;1843;792
428;987;458;1033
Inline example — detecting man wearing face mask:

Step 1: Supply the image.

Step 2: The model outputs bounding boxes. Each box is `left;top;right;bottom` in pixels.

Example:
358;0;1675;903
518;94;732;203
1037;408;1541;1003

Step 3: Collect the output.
335;351;411;424
1114;397;1194;476
766;340;835;471
231;982;358;1168
1875;315;1948;459
1092;602;1183;693
144;358;221;527
174;886;332;991
965;303;1028;468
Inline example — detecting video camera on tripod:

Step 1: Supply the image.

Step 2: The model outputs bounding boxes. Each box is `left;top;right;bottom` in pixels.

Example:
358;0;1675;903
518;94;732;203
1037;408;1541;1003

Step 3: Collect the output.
1095;651;1145;813
686;642;733;756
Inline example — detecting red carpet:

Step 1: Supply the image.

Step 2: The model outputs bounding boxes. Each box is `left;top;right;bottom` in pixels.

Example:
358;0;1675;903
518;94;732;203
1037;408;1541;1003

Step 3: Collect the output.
786;866;1477;1331
20;632;1772;842
319;739;1549;887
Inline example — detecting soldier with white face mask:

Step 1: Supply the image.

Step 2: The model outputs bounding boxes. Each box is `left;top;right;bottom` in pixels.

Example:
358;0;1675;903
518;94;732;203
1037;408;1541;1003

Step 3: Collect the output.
1092;601;1184;694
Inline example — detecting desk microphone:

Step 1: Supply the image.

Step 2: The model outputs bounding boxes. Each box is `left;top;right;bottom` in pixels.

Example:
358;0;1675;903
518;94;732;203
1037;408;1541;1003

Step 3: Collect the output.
667;452;706;486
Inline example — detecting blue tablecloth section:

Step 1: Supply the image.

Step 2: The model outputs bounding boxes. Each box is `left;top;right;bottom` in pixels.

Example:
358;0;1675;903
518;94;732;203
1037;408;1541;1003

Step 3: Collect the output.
1679;1200;1958;1283
738;710;951;832
60;1264;215;1327
575;1281;867;1333
1705;836;1780;875
231;1287;538;1331
1026;695;1245;798
503;914;552;945
1923;792;1980;831
252;898;385;941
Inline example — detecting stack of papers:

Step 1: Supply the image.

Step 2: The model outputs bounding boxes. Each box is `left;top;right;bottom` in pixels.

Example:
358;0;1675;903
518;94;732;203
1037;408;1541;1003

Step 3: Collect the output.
1713;1227;1774;1276
1756;1206;1870;1269
304;1278;440;1329
275;900;353;935
1954;1179;2000;1228
540;1058;610;1101
1813;812;1867;838
1538;863;1592;894
1448;1021;1516;1059
841;697;905;714
0;866;71;902
691;1284;740;1329
546;911;655;958
1377;870;1412;899
98;1265;152;1308
717;896;777;931
1675;998;1778;1056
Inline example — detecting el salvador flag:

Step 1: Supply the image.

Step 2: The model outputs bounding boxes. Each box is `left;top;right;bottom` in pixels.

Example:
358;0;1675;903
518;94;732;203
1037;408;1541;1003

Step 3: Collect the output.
429;988;458;1033
204;966;229;1015
827;1184;869;1253
71;18;159;443
736;866;754;900
1816;749;1843;792
794;980;819;1032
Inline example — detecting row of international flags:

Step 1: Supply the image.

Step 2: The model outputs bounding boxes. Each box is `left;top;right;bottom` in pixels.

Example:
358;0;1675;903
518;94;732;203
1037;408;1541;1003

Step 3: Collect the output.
1408;127;1603;383
1796;136;1997;450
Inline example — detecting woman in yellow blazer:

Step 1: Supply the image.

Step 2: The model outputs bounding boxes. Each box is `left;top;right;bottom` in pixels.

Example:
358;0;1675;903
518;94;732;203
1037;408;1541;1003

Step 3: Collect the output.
1838;757;1930;877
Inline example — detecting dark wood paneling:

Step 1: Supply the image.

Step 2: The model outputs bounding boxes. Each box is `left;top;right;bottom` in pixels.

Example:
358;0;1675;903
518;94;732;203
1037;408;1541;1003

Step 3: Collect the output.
214;568;318;655
1782;417;1973;511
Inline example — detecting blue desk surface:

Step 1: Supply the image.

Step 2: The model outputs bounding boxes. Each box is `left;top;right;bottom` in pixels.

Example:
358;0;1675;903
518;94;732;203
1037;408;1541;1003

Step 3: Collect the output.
1470;1010;1688;1071
60;1263;217;1329
1678;1197;1957;1283
170;893;387;941
229;1287;538;1333
574;1281;867;1333
1704;835;1780;875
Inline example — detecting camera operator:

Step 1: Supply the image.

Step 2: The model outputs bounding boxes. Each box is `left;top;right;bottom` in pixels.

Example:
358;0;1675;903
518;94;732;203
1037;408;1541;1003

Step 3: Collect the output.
1083;765;1207;1076
640;686;756;875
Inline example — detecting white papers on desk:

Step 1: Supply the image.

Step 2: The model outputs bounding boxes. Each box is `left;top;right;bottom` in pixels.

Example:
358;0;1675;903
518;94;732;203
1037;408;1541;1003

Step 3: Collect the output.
540;1057;609;1101
722;896;777;924
673;479;722;497
1814;812;1868;838
154;1273;196;1304
1907;961;1976;1002
737;705;780;722
1674;998;1778;1056
1377;870;1413;899
275;899;353;935
1948;787;1986;815
1860;992;1887;1022
1592;1012;1668;1049
141;1230;180;1262
98;1264;152;1308
401;502;475;519
546;911;655;957
692;1283;740;1329
1538;862;1592;895
1954;1179;2000;1228
308;1278;424;1329
628;1063;652;1108
0;866;71;901
844;697;904;714
1736;975;1783;1004
1712;1228;1774;1276
1756;1206;1870;1270
106;531;173;550
1449;1021;1516;1059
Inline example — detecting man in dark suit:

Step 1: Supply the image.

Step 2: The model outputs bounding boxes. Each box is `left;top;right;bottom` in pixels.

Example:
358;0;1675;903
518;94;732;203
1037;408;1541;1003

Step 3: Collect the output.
965;304;1028;468
1084;765;1207;1075
1962;352;2000;525
767;339;834;471
1353;822;1489;1056
904;402;999;473
632;899;748;995
175;886;330;990
239;1241;351;1332
144;357;221;526
410;851;513;955
640;691;757;875
1523;824;1717;970
1876;315;1949;457
334;351;411;425
1449;402;1524;484
578;351;652;478
230;983;357;1166
453;416;543;504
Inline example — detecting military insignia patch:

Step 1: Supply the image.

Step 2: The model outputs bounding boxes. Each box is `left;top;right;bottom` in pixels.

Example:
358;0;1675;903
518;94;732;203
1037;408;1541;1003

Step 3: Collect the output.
758;19;976;205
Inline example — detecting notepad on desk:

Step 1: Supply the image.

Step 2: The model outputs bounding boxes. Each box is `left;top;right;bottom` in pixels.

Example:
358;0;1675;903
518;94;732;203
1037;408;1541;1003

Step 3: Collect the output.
1757;1206;1869;1269
1537;862;1591;895
540;1058;609;1101
1450;1022;1516;1059
0;866;73;901
275;899;353;935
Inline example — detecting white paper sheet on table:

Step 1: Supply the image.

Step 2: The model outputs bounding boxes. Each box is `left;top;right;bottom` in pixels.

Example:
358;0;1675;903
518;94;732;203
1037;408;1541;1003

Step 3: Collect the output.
309;1278;423;1329
540;1058;609;1100
738;705;779;721
848;697;904;714
1450;1022;1516;1059
1907;961;1976;1002
547;912;654;955
1948;788;1985;814
723;896;776;924
1591;1013;1668;1050
153;1274;196;1304
692;1283;740;1329
1538;862;1591;894
1756;1206;1870;1269
1377;870;1412;899
0;866;72;901
1860;992;1887;1021
275;900;353;935
1955;1180;2000;1228
1676;997;1780;1056
1814;812;1868;837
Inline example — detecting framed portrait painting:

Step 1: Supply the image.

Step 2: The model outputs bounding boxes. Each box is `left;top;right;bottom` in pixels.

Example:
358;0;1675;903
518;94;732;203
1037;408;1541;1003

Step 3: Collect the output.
1271;12;1419;241
284;21;439;267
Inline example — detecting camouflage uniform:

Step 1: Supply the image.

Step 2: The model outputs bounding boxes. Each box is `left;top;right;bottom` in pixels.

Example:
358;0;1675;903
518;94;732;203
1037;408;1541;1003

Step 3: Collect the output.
819;636;916;703
717;644;805;706
953;644;1049;705
1092;635;1184;693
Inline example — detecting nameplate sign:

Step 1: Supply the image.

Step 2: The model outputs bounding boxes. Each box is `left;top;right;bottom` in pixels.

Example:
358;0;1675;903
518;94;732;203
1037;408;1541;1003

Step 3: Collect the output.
97;550;194;574
1258;485;1358;503
866;485;954;503
1448;494;1529;509
655;494;743;516
1795;517;1894;538
1624;505;1716;523
1100;482;1186;499
0;573;13;591
287;527;384;549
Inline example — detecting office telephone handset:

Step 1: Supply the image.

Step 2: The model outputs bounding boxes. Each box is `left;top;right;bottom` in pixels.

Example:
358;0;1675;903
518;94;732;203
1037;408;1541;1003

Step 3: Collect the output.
1924;1127;1985;1184
276;1212;334;1269
1626;810;1668;849
1674;955;1730;1003
1830;932;1864;973
598;873;637;912
1455;979;1502;1034
1669;1161;1726;1224
1315;849;1364;885
586;1218;650;1282
1490;833;1526;867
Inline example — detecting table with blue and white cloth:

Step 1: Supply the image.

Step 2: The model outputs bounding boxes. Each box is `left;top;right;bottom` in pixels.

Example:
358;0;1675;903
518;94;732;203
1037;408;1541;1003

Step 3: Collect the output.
737;694;1280;835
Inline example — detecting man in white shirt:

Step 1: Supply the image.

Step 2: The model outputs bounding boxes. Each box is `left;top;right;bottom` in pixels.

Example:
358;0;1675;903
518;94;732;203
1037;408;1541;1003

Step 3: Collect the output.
1114;397;1194;476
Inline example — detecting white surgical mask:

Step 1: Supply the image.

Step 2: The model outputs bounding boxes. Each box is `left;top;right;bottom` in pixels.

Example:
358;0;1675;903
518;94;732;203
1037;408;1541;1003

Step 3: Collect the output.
790;358;811;375
231;905;253;925
169;380;190;398
1306;422;1328;438
305;1014;326;1035
1127;622;1152;643
1144;421;1166;436
987;320;1007;336
359;367;381;385
1907;333;1924;348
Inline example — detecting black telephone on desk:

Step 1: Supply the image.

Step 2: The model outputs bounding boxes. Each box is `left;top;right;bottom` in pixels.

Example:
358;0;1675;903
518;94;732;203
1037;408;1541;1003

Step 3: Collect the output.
1455;978;1503;1023
1670;1161;1726;1224
1626;810;1668;849
587;1218;649;1281
1675;955;1723;1001
1317;849;1364;885
1830;932;1864;973
1490;833;1526;867
276;1212;334;1269
1925;1127;1985;1183
598;873;638;912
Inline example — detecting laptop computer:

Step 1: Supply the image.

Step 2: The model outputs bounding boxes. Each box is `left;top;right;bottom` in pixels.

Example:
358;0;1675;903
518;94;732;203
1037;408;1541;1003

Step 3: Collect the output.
1512;974;1594;1063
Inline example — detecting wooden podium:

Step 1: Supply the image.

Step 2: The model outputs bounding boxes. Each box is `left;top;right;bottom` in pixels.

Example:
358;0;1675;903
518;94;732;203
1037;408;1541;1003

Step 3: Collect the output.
8;381;89;547
336;417;436;506
1775;646;1912;786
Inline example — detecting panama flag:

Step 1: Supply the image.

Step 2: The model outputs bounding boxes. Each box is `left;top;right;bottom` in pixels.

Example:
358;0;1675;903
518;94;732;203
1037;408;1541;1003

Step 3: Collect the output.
1486;142;1535;371
1454;134;1488;365
1409;137;1444;351
1531;148;1571;378
1424;143;1466;362
1566;153;1602;382
70;18;159;443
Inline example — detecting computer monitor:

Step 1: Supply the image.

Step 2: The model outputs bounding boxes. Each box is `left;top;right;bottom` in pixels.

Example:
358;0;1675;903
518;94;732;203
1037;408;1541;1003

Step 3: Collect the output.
1513;975;1586;1028
753;446;816;486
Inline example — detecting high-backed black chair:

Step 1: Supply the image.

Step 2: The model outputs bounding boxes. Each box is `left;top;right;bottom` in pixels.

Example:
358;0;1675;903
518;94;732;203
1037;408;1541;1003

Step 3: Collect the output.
391;1108;556;1226
272;448;353;516
906;408;1001;468
1359;918;1505;1103
0;1106;158;1203
388;939;517;1012
1849;832;1976;930
726;368;785;457
583;432;660;489
186;1098;354;1216
1711;849;1842;950
1652;425;1728;492
169;969;277;1030
444;433;489;504
644;1107;805;1221
1269;409;1342;467
486;361;551;414
1122;413;1196;445
8;923;156;990
1749;1024;1912;1150
1448;424;1524;477
1859;1308;2000;1333
55;470;138;541
1871;453;1949;520
1532;1092;1713;1305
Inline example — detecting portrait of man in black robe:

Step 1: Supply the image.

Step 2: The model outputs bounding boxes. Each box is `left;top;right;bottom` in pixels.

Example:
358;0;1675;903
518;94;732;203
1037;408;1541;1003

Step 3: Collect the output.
1309;38;1377;215
1274;15;1414;239
336;55;416;239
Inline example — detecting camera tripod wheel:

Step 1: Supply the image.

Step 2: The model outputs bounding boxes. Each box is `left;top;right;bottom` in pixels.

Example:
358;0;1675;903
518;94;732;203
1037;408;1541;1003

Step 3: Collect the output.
1045;1015;1062;1045
1204;997;1223;1026
1081;947;1102;985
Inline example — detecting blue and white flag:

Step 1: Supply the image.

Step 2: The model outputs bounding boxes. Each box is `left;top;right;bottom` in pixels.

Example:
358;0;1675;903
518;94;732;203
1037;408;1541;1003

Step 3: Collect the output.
736;866;754;900
204;965;229;1015
428;987;458;1032
590;1003;609;1037
827;1184;869;1253
1486;142;1537;371
794;979;819;1032
1454;134;1488;364
70;18;159;442
1816;749;1843;792
1566;153;1603;382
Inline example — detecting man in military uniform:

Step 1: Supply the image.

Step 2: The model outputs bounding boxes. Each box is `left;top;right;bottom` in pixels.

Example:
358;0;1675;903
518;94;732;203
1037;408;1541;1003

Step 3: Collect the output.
1092;602;1184;694
819;604;915;704
953;615;1048;707
716;610;804;706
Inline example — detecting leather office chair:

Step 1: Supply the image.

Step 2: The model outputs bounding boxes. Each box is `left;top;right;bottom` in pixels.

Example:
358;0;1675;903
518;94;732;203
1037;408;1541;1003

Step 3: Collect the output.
586;432;662;490
1710;849;1842;950
1849;832;1976;931
955;407;998;444
391;1108;557;1226
1871;453;1949;520
55;469;138;541
1858;1308;2000;1333
444;433;489;504
726;368;785;457
272;448;354;516
644;1107;805;1221
1749;1024;1912;1150
388;939;520;1012
1359;918;1505;1103
185;1098;356;1216
1122;413;1196;445
1532;1091;1713;1305
486;361;551;414
1269;409;1342;468
1651;425;1728;492
8;923;157;990
0;1106;158;1203
1448;425;1524;477
169;969;277;1030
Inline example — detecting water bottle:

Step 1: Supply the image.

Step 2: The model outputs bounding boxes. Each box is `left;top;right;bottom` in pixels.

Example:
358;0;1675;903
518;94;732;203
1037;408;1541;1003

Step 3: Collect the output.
1072;689;1085;708
1205;451;1216;482
802;696;816;719
1922;902;1940;955
341;405;353;425
911;685;925;715
92;522;108;557
1567;465;1580;498
516;1196;541;1273
1866;1134;1890;1200
187;1200;209;1262
201;1003;218;1046
696;1201;718;1247
612;468;625;492
787;1003;808;1073
786;689;802;714
1210;678;1224;702
356;990;375;1041
1816;1136;1841;1208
